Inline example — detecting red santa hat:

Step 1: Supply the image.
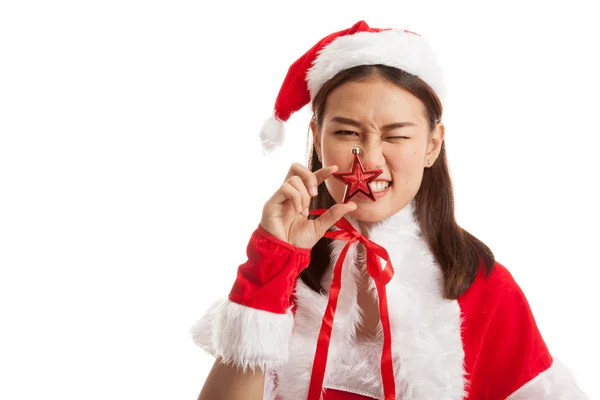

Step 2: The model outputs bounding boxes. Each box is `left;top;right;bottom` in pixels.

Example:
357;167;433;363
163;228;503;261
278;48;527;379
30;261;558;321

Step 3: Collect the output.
260;20;447;153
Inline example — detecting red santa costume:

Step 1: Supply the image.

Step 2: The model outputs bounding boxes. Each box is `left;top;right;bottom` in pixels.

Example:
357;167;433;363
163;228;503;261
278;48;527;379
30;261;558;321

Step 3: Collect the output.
190;21;589;399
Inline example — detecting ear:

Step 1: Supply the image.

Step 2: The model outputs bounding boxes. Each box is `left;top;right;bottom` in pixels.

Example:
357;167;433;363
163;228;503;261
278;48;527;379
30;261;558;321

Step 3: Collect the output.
425;121;445;167
310;117;323;162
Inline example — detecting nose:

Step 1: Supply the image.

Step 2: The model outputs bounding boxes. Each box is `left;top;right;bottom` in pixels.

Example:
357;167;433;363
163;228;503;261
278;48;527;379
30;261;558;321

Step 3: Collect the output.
361;140;385;170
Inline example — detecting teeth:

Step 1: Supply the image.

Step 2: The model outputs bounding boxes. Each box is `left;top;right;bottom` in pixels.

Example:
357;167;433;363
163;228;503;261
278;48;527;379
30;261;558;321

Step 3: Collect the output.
369;181;390;193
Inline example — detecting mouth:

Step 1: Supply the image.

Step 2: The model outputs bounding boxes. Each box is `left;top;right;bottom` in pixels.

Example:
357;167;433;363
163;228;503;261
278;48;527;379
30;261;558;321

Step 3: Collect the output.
369;180;391;193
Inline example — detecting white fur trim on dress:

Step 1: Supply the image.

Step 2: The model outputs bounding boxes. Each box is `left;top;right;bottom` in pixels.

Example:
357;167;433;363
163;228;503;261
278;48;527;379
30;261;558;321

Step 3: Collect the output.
189;298;294;373
275;202;467;400
263;367;278;400
306;29;446;104
506;358;590;399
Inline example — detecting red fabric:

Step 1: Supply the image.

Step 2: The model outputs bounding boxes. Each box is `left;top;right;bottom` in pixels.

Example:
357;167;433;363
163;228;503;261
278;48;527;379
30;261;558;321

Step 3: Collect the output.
323;388;377;400
227;224;560;398
228;224;311;314
275;389;375;400
307;210;396;400
459;261;553;399
274;20;390;122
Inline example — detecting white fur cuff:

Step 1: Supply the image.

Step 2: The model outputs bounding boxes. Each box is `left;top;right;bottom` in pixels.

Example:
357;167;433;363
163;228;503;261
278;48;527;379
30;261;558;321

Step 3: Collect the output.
507;358;590;399
190;298;294;373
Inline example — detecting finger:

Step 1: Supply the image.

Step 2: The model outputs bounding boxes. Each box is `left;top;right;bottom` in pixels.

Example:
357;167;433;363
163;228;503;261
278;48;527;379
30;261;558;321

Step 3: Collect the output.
284;162;311;182
270;182;304;213
312;201;357;238
285;163;320;197
313;165;339;186
287;176;311;211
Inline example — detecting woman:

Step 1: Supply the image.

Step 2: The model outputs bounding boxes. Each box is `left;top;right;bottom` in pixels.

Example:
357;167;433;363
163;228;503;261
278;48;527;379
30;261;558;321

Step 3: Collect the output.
190;21;589;399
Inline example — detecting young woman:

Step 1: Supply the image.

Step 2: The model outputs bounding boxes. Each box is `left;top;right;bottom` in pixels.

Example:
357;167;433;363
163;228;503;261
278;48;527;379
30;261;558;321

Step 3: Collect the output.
190;21;589;399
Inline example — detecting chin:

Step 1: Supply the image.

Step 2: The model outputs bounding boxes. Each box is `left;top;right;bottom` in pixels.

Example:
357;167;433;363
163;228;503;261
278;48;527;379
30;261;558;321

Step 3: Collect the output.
326;184;412;223
348;196;413;224
348;205;395;224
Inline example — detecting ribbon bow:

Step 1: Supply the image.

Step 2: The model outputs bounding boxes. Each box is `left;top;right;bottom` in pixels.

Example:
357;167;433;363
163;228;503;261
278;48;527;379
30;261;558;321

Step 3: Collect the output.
307;209;396;400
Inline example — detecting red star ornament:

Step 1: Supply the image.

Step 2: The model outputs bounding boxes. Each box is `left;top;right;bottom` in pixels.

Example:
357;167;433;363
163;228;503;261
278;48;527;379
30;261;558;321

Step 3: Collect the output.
332;153;383;203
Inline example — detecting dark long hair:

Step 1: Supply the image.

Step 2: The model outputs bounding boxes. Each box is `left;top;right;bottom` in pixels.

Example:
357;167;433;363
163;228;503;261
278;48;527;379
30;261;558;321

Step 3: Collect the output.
301;64;494;299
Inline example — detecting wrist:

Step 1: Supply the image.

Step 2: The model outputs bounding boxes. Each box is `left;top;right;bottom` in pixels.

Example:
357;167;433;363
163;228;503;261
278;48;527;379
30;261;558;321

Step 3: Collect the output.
228;225;311;313
257;223;312;253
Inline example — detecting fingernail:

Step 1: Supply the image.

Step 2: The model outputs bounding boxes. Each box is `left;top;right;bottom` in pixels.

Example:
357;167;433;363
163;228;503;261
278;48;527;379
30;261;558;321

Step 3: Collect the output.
302;208;309;217
297;204;303;212
310;186;318;196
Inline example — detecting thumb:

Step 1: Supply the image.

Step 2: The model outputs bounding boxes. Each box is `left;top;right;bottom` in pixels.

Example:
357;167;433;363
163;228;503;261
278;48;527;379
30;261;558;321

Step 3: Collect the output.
312;202;357;238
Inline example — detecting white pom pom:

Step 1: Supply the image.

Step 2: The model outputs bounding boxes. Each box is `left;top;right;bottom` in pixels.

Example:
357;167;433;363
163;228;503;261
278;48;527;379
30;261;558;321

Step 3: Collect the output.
259;115;285;153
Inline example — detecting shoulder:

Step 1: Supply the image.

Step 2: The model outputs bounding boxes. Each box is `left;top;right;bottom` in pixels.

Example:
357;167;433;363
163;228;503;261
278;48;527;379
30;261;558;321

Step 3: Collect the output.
475;260;520;291
458;260;543;341
458;260;525;310
457;260;550;364
459;262;554;399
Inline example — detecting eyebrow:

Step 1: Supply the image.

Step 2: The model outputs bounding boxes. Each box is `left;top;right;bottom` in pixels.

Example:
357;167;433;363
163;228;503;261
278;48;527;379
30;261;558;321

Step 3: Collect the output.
329;116;416;131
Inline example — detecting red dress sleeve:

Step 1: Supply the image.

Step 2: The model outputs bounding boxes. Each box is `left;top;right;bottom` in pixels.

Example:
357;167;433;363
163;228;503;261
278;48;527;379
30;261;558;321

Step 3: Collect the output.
229;224;311;314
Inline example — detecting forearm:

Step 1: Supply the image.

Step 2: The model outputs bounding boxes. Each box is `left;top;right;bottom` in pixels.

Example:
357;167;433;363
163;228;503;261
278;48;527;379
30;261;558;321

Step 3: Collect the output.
191;226;311;399
198;359;264;400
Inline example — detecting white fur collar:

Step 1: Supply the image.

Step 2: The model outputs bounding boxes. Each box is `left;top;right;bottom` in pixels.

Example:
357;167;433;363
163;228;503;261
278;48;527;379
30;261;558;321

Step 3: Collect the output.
276;201;467;400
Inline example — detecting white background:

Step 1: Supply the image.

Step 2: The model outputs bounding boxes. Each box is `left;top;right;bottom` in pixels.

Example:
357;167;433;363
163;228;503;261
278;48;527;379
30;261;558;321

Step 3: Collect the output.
1;0;598;399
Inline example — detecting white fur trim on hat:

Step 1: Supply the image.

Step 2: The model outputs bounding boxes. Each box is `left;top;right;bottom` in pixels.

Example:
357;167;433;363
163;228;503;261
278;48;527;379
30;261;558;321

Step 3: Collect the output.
306;29;446;104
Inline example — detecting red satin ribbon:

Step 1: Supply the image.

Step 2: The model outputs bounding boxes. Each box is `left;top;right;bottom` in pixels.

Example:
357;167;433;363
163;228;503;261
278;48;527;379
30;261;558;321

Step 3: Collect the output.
306;209;396;400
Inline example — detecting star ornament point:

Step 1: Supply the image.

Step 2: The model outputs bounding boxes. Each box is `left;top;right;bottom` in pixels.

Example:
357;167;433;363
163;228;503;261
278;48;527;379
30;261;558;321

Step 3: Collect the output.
332;155;383;203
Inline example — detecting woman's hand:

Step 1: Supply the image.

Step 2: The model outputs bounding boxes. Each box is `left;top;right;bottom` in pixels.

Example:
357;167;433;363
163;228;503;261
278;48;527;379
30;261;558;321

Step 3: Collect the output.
260;163;357;249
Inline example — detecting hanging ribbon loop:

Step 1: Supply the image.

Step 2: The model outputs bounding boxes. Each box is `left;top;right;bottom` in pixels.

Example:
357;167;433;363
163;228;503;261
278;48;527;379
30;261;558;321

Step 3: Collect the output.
306;209;396;400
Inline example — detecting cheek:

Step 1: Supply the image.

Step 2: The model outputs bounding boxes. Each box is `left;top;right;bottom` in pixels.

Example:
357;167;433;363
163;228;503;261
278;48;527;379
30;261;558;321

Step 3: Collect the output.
387;146;425;183
323;138;347;158
322;139;357;171
321;139;352;201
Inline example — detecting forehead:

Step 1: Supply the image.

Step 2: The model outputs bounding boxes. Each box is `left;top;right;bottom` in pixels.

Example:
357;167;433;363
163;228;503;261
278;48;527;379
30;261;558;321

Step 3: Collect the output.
323;77;426;121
